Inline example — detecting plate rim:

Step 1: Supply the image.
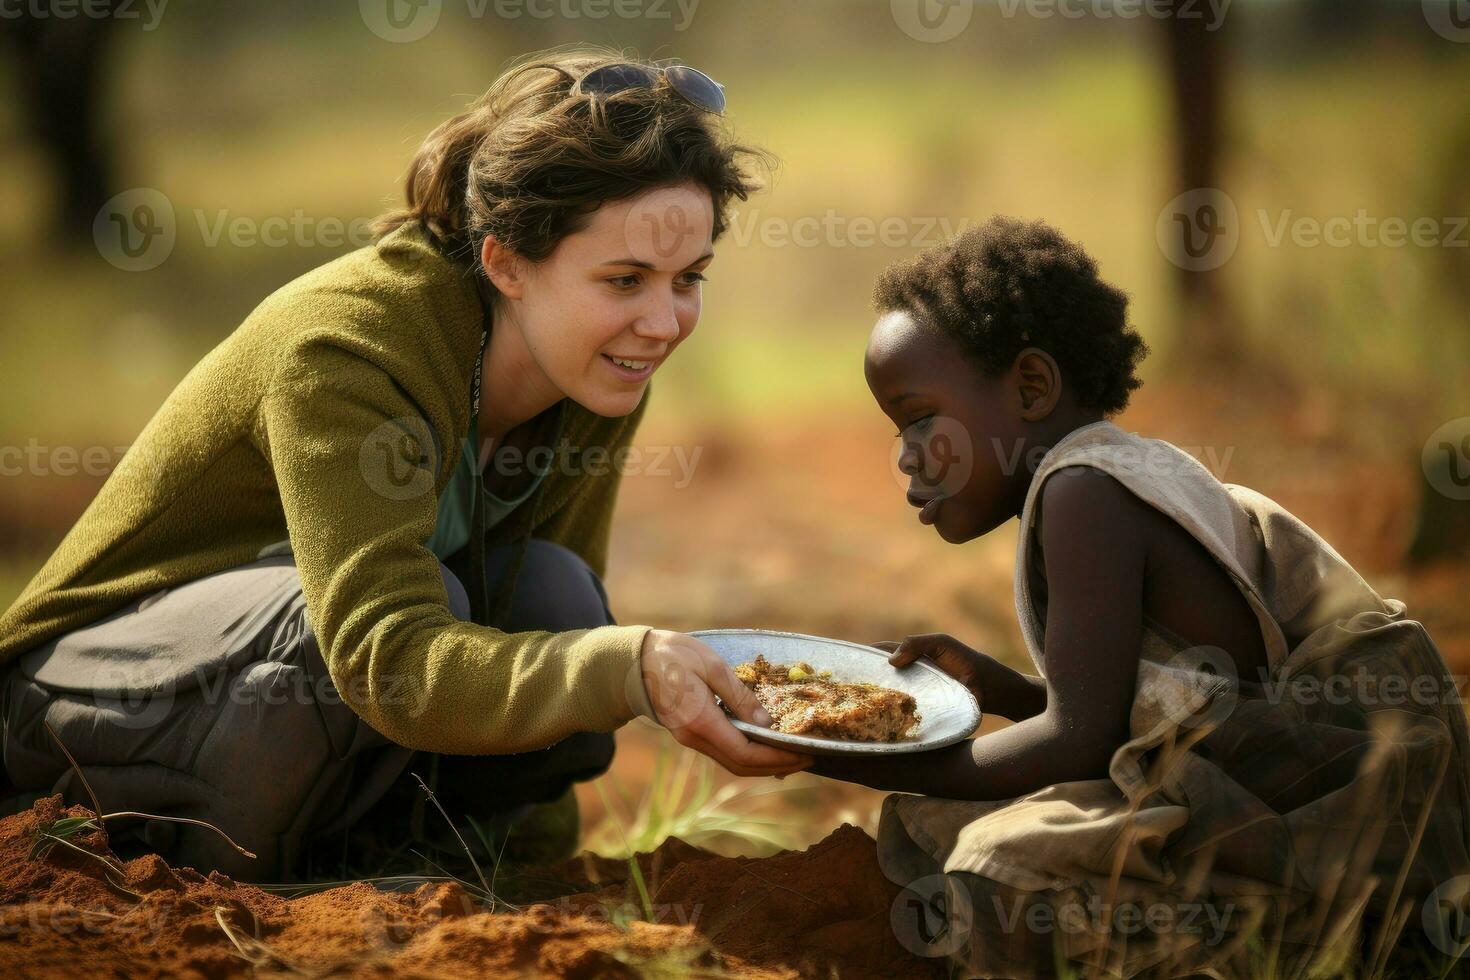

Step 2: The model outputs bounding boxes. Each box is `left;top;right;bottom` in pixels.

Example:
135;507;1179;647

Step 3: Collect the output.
689;627;982;755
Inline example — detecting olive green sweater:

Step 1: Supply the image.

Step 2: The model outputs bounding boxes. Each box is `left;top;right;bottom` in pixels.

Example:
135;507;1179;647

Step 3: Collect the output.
0;220;658;753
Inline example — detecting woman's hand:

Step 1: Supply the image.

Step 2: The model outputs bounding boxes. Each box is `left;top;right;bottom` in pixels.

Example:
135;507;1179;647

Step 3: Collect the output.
639;630;814;778
874;633;1046;721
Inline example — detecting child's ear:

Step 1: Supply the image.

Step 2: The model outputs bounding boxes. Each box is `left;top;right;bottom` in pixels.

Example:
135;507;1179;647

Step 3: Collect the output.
481;235;528;299
1014;348;1062;421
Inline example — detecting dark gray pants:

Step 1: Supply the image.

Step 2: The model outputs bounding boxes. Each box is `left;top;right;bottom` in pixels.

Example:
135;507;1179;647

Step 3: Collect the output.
1;540;617;881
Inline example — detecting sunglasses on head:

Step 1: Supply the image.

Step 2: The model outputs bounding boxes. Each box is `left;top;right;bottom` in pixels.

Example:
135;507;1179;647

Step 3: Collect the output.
572;62;726;114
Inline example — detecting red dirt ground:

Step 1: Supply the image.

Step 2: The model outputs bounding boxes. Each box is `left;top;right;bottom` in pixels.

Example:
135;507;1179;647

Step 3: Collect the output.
0;796;943;978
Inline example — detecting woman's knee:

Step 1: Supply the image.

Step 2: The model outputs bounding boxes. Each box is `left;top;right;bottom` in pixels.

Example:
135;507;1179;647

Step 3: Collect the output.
488;540;615;633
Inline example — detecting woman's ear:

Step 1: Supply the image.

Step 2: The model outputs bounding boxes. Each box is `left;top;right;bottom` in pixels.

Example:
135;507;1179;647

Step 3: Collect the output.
1014;348;1062;421
481;236;526;299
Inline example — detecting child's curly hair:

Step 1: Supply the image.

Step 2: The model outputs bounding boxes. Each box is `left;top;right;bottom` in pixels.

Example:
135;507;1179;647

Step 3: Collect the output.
872;216;1149;416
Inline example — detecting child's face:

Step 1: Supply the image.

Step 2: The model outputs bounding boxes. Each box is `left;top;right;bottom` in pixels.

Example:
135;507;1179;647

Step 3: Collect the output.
865;310;1029;543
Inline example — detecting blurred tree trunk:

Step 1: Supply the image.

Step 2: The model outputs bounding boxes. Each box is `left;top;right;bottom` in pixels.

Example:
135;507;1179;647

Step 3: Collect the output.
1;5;119;245
1407;116;1470;566
1160;1;1238;368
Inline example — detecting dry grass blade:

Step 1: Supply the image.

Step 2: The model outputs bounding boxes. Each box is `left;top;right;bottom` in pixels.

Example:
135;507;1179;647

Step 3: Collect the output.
43;720;106;838
464;814;515;915
409;771;495;903
41;717;255;861
102;811;256;859
1365;731;1452;978
212;905;303;973
594;780;656;922
34;831;125;878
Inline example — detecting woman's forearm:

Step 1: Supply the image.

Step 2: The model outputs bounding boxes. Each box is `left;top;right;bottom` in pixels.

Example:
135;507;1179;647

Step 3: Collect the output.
808;709;1118;800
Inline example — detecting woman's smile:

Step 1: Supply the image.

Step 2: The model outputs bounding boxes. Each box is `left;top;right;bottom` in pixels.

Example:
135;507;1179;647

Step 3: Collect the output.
601;352;659;382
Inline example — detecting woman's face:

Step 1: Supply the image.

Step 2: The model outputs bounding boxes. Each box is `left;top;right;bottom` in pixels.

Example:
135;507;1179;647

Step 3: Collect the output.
494;182;716;419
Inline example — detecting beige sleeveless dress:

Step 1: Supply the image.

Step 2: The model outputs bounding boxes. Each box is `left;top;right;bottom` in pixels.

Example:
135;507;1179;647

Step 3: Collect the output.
875;421;1470;978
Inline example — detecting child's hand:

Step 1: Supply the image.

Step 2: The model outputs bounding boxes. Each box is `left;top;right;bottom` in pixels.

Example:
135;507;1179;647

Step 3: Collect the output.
875;633;1045;720
874;633;992;700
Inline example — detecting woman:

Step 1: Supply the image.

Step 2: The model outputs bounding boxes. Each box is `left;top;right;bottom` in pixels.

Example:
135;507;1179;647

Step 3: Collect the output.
0;49;814;880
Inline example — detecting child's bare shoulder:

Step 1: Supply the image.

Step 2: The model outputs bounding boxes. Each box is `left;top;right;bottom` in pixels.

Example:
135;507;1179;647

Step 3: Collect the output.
1038;464;1153;535
1035;465;1154;580
1038;462;1200;560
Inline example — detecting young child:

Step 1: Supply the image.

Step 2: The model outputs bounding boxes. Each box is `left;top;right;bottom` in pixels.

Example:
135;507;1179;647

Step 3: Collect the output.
811;217;1470;976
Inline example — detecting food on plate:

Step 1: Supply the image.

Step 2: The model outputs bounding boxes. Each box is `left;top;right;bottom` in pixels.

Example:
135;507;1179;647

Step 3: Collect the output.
733;654;920;742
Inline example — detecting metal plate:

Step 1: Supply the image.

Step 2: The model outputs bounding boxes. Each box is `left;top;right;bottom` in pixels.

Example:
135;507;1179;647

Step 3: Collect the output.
691;628;982;756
